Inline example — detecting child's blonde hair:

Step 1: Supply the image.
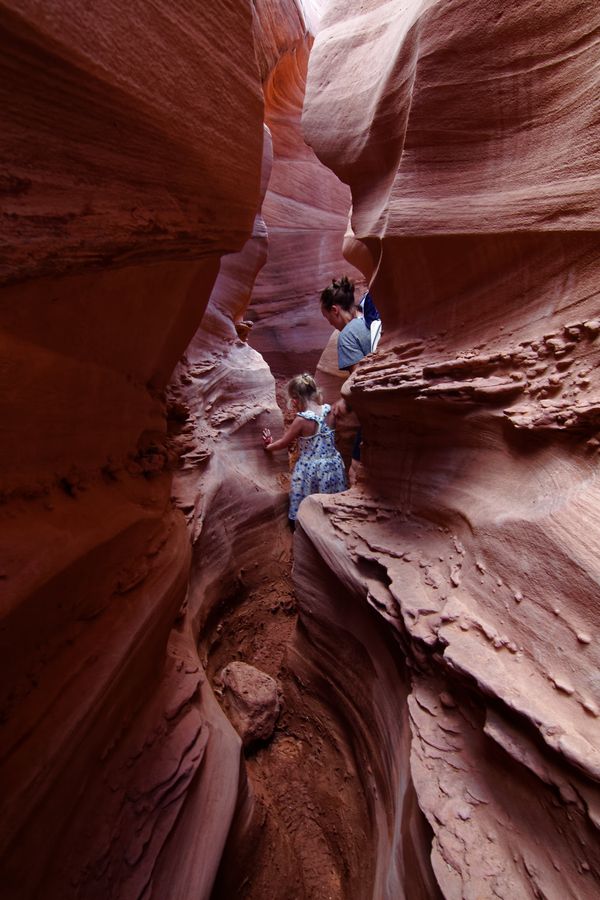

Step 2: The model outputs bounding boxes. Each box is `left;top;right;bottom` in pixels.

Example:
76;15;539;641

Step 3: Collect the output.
287;373;321;409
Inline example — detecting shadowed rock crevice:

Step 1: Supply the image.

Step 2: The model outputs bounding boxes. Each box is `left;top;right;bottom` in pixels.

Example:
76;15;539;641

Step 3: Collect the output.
2;0;600;897
204;540;439;900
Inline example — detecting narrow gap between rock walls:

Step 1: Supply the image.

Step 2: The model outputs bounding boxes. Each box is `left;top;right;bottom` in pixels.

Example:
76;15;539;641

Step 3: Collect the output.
200;380;374;900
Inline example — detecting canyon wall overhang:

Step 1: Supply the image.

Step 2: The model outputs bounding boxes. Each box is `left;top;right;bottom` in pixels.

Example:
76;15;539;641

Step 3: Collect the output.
0;2;267;896
301;0;600;895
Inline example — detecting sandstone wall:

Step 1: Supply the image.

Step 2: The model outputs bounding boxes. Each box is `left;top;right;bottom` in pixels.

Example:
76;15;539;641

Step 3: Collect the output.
0;3;265;896
302;0;600;896
5;0;598;896
248;11;363;377
1;0;363;895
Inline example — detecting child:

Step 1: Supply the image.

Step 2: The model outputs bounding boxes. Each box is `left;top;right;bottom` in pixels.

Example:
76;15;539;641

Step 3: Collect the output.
262;373;347;523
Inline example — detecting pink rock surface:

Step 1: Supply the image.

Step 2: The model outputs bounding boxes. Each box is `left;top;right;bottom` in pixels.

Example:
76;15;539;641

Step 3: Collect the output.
0;3;271;897
160;54;298;896
219;661;282;747
248;23;363;376
0;1;262;284
302;0;600;895
291;507;441;899
4;0;600;896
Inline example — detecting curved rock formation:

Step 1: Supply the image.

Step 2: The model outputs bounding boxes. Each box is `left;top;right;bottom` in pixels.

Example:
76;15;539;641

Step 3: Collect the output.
0;1;262;285
248;18;363;377
303;0;600;895
292;502;443;899
3;1;366;896
0;3;266;897
5;0;599;897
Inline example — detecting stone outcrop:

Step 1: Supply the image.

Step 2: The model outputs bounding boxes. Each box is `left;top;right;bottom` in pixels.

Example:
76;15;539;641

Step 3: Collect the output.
302;0;600;896
0;3;267;897
248;12;363;377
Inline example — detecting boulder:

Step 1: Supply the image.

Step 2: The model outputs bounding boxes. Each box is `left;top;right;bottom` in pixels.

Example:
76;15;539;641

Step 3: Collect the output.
219;661;282;748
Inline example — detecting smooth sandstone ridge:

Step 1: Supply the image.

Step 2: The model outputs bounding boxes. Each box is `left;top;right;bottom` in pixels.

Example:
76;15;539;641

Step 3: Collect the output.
303;0;600;896
248;8;363;376
2;1;374;897
0;3;273;898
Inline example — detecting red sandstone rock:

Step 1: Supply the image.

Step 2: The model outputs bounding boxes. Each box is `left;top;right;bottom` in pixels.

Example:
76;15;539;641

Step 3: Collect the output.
163;115;296;896
302;0;600;895
0;1;263;285
219;661;282;747
248;29;363;376
0;3;270;898
4;0;600;897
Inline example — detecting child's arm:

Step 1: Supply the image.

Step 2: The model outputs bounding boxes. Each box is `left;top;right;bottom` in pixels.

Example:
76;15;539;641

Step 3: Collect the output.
262;416;304;452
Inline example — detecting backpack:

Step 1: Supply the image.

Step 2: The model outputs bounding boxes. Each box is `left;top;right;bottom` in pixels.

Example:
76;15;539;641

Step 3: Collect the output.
359;291;382;352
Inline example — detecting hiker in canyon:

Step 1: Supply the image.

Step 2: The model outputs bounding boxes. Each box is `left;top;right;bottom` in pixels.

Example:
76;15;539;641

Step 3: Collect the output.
262;373;347;526
320;275;378;470
320;275;371;377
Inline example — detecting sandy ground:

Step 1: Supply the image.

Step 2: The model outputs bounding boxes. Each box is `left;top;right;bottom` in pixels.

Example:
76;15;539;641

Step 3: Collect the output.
205;537;374;900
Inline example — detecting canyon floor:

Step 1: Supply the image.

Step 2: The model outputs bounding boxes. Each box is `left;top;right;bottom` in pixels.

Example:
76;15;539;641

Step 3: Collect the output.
204;516;374;899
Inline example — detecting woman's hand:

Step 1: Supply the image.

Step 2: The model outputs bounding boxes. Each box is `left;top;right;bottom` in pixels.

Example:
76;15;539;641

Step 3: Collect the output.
262;427;273;448
333;397;350;417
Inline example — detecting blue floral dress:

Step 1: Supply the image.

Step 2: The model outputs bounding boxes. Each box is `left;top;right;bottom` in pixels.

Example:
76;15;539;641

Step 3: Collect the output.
288;404;347;521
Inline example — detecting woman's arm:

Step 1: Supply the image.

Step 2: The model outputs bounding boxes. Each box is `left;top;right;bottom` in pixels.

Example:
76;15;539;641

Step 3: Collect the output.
262;416;304;452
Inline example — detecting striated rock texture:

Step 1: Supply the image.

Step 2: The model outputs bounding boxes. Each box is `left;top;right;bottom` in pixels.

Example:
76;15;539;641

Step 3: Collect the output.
5;1;599;898
303;0;600;896
248;8;363;377
0;3;267;898
0;1;262;286
164;111;299;898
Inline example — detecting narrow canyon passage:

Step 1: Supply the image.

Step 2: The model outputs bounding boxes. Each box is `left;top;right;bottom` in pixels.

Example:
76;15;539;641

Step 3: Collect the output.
2;1;600;899
186;381;393;898
166;357;443;899
202;542;375;900
198;503;439;900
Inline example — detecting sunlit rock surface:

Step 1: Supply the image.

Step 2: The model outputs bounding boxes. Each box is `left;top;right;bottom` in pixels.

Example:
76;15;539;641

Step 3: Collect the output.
248;11;362;377
303;0;600;895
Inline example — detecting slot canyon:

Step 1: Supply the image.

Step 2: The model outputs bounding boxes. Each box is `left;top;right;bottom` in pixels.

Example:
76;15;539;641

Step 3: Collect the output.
1;0;599;897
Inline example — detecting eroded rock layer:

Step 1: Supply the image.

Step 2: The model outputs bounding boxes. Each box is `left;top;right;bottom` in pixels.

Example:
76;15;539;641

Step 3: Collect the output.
0;1;262;284
248;17;363;376
0;3;265;897
5;0;599;896
303;0;600;896
2;1;374;896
